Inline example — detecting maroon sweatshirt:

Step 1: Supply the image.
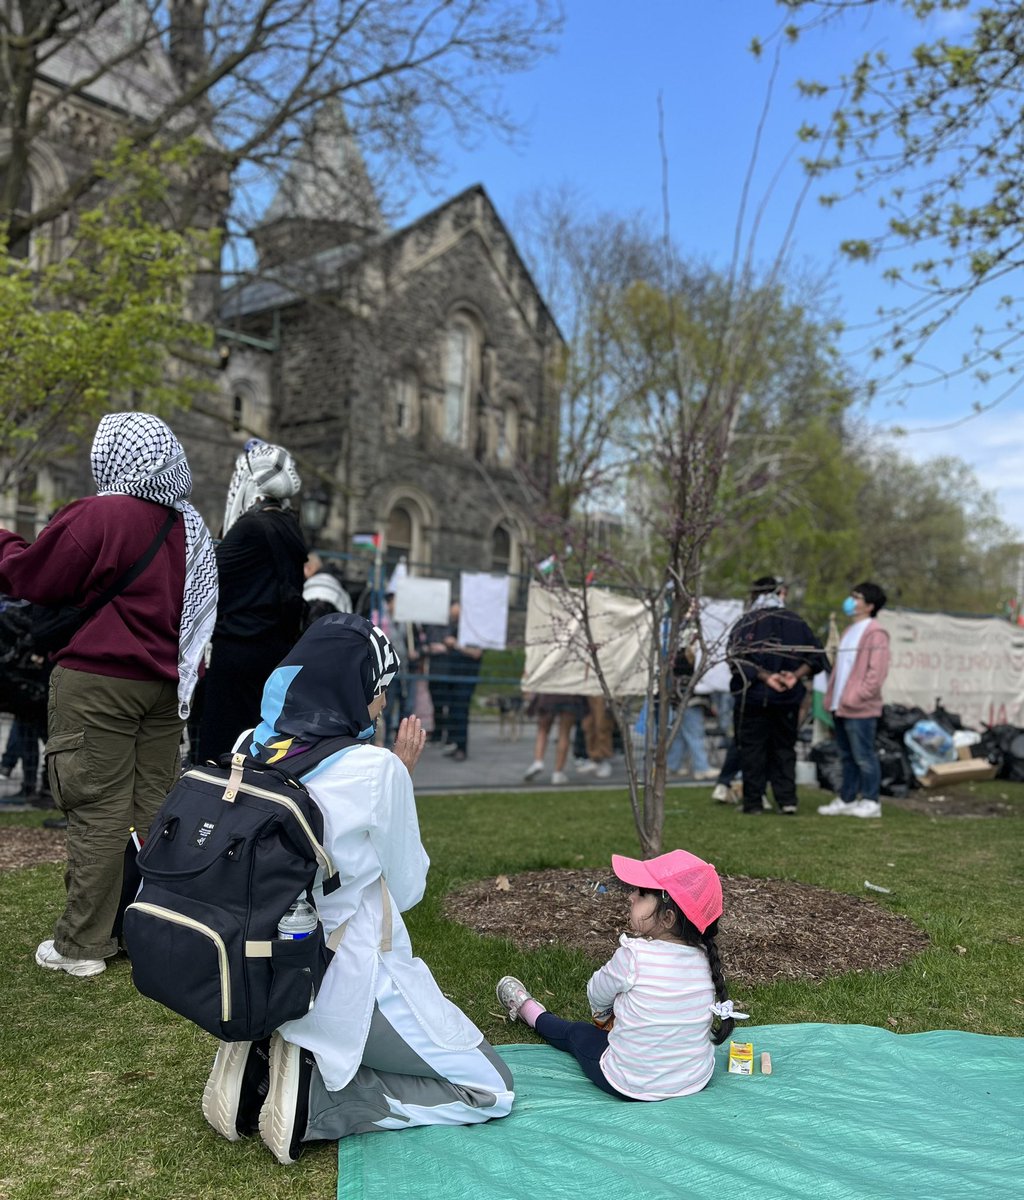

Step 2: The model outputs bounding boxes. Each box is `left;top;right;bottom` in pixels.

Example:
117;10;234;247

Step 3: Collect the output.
0;494;186;682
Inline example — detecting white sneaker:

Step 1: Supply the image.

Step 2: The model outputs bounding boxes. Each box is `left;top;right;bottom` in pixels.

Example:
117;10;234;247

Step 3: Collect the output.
496;975;534;1021
711;783;732;804
693;768;718;781
551;770;569;785
575;759;598;775
523;760;544;781
817;797;857;816
35;939;105;977
846;800;882;819
594;761;612;779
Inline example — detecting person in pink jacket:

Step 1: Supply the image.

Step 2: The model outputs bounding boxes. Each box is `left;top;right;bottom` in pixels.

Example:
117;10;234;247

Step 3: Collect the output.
818;582;891;819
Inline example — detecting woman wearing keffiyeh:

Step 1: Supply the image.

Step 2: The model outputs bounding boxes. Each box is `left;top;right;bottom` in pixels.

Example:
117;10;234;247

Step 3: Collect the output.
201;613;514;1165
196;438;307;761
0;411;218;978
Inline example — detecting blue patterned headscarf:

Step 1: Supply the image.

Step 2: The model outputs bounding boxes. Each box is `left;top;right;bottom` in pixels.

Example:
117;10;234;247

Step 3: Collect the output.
251;613;399;761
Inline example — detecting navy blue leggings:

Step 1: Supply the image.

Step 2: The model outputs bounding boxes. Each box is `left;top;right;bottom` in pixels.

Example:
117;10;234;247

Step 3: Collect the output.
534;1012;635;1100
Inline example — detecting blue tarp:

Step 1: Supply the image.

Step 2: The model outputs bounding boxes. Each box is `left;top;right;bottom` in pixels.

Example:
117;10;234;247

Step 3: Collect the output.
339;1023;1024;1199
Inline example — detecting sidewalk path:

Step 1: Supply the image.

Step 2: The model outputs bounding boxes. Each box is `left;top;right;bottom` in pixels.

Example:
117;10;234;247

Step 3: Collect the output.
408;718;715;796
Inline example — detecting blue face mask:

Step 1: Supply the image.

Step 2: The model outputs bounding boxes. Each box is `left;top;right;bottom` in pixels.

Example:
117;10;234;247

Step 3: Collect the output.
842;596;857;617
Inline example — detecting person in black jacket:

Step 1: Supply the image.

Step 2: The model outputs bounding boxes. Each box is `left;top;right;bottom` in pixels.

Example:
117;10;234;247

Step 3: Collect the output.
196;441;307;761
727;576;829;815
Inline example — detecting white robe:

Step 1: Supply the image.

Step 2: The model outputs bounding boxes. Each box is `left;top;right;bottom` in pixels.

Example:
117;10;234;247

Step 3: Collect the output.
278;743;483;1093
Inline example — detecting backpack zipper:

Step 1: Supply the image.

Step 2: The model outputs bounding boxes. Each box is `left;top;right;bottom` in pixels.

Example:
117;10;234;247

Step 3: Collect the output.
187;770;336;876
127;902;231;1023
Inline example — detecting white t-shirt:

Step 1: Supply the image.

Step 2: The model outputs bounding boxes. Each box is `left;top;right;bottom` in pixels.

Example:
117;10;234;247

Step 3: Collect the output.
586;935;716;1101
829;619;869;712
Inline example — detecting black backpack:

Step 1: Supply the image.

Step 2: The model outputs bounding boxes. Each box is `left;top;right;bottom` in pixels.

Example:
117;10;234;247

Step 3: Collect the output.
123;739;355;1041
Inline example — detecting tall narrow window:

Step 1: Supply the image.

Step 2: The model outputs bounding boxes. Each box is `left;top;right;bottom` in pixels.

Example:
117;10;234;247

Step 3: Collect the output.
497;400;519;465
396;369;418;436
232;392;244;432
443;318;474;445
385;504;414;578
0;164;33;260
491;524;512;574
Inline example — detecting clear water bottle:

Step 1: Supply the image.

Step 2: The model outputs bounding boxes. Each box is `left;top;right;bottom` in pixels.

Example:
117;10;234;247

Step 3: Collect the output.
277;898;318;940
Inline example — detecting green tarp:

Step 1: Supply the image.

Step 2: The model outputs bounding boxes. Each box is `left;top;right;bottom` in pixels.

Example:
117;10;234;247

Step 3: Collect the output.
338;1023;1024;1199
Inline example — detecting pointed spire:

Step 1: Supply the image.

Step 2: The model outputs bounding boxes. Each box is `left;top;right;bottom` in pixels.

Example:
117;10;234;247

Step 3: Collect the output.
254;102;384;266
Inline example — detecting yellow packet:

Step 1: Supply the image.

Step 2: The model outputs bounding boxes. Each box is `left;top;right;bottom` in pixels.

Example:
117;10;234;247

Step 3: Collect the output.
727;1040;754;1075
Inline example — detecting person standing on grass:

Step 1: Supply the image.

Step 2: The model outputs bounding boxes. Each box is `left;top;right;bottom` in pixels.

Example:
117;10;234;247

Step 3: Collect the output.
201;613;513;1164
817;582;891;820
496;849;746;1100
523;693;589;785
727;576;829;816
0;412;217;977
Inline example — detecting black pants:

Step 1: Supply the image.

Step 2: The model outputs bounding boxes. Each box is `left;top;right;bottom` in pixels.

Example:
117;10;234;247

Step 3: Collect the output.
736;701;799;811
535;1012;633;1099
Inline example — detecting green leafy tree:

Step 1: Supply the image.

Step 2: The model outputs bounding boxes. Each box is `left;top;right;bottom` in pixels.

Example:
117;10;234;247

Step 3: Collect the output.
0;141;216;492
777;0;1024;396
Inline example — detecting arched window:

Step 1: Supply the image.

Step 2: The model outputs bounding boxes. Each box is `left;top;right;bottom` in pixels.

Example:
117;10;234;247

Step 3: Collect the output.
232;392;244;432
491;524;512;574
0;164;33;260
443;315;477;446
385;503;415;579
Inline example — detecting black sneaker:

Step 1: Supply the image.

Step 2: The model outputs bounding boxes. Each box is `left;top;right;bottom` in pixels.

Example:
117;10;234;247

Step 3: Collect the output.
202;1038;271;1141
259;1032;314;1165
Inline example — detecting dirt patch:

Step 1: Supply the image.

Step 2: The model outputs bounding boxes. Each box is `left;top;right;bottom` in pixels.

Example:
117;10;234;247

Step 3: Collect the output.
884;789;1020;818
444;868;929;987
0;825;64;872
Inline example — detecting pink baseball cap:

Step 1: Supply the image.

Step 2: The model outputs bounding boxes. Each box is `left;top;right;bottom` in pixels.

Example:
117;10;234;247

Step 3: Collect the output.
611;849;723;933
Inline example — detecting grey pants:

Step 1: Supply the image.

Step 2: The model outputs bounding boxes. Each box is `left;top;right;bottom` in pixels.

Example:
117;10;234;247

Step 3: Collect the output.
46;666;182;959
306;992;514;1141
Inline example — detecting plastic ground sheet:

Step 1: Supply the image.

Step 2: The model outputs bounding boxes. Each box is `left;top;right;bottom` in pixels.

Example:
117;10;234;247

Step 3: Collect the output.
338;1022;1024;1200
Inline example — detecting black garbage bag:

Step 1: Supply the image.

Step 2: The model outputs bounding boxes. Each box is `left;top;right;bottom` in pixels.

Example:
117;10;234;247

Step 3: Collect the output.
876;731;916;796
880;704;929;739
809;739;843;794
930;698;964;734
973;724;1024;782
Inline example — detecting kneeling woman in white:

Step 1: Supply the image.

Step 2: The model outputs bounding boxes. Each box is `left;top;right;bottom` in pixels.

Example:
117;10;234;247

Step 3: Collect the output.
203;613;514;1164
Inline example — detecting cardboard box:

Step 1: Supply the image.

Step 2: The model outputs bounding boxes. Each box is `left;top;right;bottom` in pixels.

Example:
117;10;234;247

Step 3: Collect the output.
920;759;998;788
957;745;973;761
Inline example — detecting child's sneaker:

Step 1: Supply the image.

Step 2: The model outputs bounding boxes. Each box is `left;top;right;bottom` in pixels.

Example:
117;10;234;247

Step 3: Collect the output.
523;760;544;781
35;939;105;977
259;1032;314;1165
496;976;534;1022
202;1037;271;1141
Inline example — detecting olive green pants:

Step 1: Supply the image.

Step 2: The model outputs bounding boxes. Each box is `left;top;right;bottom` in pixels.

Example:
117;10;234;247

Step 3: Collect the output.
45;666;183;961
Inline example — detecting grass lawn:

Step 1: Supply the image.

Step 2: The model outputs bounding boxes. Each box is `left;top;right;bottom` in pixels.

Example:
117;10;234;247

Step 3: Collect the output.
1;782;1021;1199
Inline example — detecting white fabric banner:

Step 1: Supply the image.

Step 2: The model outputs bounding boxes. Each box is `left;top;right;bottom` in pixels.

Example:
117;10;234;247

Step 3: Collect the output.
522;583;654;696
693;599;744;695
393;576;450;625
458;571;510;650
878;610;1024;728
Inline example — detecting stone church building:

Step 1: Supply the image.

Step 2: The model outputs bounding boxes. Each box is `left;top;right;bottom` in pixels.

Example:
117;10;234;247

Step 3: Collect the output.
0;5;564;603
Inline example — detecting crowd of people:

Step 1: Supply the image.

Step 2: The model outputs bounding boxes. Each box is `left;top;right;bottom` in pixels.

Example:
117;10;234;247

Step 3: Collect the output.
0;409;893;1170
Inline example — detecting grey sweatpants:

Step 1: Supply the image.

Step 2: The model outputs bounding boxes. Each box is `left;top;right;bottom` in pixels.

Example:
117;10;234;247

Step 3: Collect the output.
305;974;514;1141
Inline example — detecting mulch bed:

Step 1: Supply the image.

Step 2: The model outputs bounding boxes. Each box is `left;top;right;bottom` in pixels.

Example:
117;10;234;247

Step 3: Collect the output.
884;789;1021;818
444;868;929;987
0;825;65;872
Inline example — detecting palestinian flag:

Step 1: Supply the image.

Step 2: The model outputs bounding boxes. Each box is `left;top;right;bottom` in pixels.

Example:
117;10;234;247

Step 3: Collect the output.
352;532;381;550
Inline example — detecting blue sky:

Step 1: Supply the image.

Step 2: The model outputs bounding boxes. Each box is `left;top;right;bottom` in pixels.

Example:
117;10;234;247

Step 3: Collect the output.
398;0;1023;537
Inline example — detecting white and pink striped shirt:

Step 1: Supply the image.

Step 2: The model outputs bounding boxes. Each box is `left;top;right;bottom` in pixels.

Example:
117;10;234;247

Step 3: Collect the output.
587;934;716;1101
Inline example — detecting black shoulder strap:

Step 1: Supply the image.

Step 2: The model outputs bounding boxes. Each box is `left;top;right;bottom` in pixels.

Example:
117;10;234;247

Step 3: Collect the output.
80;507;177;621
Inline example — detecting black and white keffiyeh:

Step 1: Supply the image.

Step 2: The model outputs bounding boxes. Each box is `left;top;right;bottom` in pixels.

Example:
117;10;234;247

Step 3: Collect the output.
91;412;218;718
222;438;301;535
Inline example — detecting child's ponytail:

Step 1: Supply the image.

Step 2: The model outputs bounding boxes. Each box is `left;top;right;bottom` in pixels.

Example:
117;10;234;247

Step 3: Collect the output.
701;921;734;1045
